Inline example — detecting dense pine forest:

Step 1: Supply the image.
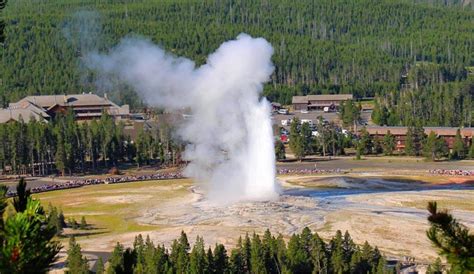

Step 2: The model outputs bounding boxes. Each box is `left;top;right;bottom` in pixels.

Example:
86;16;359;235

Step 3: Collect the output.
0;0;473;126
69;229;391;274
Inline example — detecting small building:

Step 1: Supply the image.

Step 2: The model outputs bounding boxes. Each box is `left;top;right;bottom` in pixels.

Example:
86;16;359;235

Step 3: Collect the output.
363;126;474;152
292;94;353;111
1;93;130;123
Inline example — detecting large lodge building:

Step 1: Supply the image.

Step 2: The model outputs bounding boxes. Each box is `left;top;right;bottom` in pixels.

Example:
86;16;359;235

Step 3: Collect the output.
364;126;474;152
292;94;353;111
0;93;130;123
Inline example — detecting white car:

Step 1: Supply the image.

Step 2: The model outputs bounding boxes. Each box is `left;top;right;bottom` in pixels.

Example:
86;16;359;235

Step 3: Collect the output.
300;109;309;114
278;109;289;115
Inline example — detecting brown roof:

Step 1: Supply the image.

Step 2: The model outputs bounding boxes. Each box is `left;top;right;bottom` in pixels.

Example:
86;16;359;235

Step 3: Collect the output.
292;96;308;104
0;108;49;123
292;94;353;104
15;94;117;109
307;94;353;101
364;126;474;138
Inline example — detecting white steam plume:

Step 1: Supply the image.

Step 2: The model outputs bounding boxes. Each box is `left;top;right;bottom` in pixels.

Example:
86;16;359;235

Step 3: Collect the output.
87;34;278;204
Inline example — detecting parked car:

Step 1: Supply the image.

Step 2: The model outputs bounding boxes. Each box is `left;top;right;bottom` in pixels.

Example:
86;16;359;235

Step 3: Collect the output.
278;108;289;115
300;109;309;114
281;119;291;126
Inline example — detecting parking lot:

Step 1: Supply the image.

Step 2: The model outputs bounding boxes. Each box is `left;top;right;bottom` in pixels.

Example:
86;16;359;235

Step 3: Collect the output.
271;109;372;129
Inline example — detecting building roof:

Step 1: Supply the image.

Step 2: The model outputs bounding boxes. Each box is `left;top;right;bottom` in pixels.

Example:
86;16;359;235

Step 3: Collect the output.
292;96;308;104
271;102;282;107
0;108;49;123
307;94;353;101
13;93;117;109
292;94;353;104
364;126;474;138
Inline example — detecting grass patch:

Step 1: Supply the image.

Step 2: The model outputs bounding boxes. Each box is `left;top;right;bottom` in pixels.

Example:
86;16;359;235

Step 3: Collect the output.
33;179;192;241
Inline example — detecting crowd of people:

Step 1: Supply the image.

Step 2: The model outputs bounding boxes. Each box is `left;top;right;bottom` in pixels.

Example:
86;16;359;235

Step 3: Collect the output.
428;169;474;176
8;167;471;196
7;172;184;197
277;168;343;175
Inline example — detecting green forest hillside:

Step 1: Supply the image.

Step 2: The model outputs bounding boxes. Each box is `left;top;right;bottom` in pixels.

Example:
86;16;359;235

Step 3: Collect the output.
0;0;473;126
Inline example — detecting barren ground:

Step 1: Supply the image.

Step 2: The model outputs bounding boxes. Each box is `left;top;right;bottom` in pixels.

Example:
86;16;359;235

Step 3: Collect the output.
35;161;474;265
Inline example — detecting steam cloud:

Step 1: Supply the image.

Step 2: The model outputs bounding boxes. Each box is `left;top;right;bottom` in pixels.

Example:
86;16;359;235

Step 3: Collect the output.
87;34;278;204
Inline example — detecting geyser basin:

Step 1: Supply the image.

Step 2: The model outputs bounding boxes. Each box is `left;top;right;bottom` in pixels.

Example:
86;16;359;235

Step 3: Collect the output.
87;34;278;203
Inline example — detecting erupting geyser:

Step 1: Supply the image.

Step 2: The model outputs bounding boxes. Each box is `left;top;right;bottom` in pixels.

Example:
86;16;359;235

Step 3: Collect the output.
87;34;279;204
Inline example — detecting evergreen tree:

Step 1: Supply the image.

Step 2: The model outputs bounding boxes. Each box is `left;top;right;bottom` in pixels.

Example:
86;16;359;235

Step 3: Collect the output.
340;100;360;129
330;230;348;274
289;118;305;161
373;135;383;155
426;201;474;273
123;247;137;274
358;127;373;155
213;244;228;274
404;126;416;156
47;204;62;236
189;236;207;274
13;177;30;213
424;132;446;161
0;0;6;44
375;256;387;274
275;140;286;161
287;233;311;274
58;209;66;229
229;248;245;274
426;257;443;274
451;129;466;159
107;242;125;274
413;125;426;156
55;132;67;175
311;233;328;274
80;216;87;230
206;247;215;274
0;198;61;273
242;234;252;273
349;249;363;274
382;130;396;156
301;122;313;156
170;231;190;273
250;233;266;273
96;257;105;274
66;236;89;274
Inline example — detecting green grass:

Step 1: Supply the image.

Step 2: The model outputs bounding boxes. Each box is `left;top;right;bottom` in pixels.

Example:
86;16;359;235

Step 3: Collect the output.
34;179;192;240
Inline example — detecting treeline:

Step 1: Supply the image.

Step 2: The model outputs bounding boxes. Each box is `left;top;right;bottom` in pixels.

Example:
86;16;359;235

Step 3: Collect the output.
0;111;181;175
283;118;474;161
0;0;472;108
288;117;353;161
357;127;474;160
68;229;391;274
